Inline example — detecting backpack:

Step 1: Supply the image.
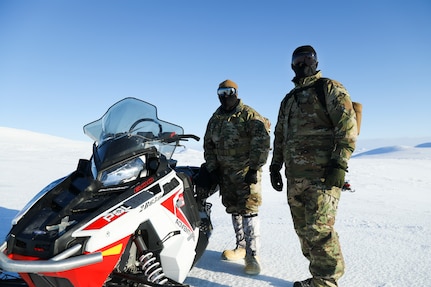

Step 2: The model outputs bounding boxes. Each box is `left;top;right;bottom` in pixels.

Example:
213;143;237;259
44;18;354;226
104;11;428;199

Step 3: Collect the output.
314;78;362;135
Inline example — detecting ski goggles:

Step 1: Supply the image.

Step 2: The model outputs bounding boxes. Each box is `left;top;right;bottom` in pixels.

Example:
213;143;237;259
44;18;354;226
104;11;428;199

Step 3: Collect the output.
217;87;237;97
292;52;317;66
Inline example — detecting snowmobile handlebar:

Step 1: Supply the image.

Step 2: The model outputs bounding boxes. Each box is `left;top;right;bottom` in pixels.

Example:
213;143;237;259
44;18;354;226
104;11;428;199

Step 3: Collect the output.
160;133;200;143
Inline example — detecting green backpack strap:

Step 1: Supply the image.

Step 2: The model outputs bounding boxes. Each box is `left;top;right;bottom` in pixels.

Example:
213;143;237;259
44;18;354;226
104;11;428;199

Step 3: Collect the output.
314;77;329;110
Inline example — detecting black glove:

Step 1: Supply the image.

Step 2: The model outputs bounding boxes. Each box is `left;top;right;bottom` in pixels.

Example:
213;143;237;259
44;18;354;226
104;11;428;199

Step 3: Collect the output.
209;169;220;185
194;163;213;188
244;169;258;184
324;160;347;188
270;164;283;192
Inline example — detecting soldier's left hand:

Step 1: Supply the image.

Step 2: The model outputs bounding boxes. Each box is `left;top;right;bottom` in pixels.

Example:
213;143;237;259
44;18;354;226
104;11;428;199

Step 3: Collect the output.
244;169;258;184
324;161;346;188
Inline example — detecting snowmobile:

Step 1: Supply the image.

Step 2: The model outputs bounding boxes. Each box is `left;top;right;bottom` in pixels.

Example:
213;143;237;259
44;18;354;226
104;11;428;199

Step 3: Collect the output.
0;97;216;287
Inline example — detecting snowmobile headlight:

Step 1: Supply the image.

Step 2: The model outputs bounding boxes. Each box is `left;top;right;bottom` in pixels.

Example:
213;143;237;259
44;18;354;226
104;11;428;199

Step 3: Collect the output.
100;156;146;186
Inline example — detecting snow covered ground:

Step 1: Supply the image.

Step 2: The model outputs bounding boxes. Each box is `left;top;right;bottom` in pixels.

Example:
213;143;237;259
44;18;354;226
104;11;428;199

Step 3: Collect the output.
1;127;430;287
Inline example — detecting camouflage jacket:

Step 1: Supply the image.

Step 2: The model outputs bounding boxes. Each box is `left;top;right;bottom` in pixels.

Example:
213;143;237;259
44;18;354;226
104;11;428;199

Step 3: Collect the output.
204;99;270;172
271;71;357;178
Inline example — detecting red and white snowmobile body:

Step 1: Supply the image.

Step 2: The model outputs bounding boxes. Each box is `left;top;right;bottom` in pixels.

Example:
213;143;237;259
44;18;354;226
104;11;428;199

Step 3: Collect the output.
0;98;214;287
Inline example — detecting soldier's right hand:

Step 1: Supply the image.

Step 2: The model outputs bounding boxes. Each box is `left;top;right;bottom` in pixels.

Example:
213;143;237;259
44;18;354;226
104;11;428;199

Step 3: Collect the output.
269;164;283;192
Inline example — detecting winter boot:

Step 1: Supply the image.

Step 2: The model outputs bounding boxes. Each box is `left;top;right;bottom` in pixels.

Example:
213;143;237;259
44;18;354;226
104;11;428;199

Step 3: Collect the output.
221;214;246;261
302;278;337;287
244;255;261;275
242;213;261;275
293;278;313;287
221;247;246;261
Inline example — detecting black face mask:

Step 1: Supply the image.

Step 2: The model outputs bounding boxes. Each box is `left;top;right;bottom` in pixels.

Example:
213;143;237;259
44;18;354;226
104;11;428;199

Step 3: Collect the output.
219;94;238;111
292;62;317;79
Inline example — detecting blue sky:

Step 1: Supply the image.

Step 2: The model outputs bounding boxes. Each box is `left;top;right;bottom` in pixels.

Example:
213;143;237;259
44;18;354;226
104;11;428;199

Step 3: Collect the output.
1;1;430;149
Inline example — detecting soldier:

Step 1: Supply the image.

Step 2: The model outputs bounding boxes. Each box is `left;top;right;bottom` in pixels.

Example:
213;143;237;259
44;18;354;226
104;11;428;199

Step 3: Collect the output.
203;79;270;275
270;46;357;287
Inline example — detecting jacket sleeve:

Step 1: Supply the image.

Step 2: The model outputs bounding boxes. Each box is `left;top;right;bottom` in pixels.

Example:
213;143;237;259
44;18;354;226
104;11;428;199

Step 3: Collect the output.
271;96;289;167
248;113;271;170
203;116;219;173
325;80;358;169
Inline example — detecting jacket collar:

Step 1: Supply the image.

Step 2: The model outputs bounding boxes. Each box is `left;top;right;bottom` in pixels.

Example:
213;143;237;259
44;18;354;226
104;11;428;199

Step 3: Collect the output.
217;99;243;114
292;71;322;87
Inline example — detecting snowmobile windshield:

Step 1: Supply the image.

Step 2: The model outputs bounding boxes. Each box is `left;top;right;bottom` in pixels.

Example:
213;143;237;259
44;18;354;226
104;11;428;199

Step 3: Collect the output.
83;97;184;162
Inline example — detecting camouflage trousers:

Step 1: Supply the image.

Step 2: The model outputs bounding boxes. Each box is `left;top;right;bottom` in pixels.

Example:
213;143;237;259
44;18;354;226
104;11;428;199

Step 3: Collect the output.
287;178;344;287
219;167;262;214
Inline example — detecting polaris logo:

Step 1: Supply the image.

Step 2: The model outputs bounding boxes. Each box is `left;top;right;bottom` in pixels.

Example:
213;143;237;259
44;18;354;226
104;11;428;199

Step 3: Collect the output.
84;205;133;230
103;205;132;222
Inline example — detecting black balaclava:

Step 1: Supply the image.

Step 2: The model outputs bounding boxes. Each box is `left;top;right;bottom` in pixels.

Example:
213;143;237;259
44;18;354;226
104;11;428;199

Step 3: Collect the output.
218;79;239;112
291;45;318;79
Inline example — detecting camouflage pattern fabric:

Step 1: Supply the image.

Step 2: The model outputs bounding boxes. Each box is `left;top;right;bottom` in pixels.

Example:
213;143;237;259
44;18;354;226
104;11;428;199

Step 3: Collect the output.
288;178;344;286
272;71;357;179
204;99;270;214
271;71;357;286
217;166;263;214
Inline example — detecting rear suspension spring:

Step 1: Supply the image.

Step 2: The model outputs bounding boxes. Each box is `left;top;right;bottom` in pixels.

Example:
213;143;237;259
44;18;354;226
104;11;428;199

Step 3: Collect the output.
134;234;168;285
138;252;168;284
